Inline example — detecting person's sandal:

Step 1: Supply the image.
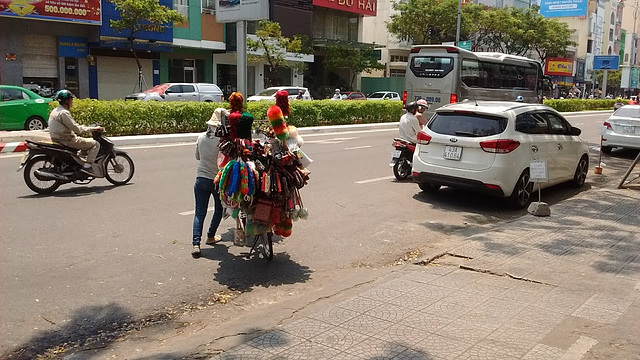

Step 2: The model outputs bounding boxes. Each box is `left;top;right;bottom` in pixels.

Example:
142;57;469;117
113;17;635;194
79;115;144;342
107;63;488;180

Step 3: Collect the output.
205;235;222;245
191;245;201;258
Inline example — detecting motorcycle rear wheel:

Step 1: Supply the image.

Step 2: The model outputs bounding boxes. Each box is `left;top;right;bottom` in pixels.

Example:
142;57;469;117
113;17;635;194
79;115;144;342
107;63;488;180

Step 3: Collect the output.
105;153;135;185
393;159;411;180
23;156;61;194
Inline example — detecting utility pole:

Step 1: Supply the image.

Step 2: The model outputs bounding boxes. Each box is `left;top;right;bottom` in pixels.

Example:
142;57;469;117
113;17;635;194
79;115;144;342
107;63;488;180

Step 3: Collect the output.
237;20;247;100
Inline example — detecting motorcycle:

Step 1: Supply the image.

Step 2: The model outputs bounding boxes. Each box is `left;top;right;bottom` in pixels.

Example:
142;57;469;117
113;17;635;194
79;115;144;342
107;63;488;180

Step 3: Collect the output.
18;129;135;194
390;138;415;180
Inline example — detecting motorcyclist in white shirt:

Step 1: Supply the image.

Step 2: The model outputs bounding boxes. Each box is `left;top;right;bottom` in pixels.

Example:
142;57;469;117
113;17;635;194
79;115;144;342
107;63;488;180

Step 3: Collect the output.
398;102;422;143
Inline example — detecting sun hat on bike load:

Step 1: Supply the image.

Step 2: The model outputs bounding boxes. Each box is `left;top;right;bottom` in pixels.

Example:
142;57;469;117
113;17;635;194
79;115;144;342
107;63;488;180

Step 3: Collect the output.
207;108;228;127
55;89;75;103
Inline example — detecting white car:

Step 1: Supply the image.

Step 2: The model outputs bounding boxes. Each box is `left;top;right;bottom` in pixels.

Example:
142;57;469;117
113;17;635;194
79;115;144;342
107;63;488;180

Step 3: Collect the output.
367;91;401;101
412;101;590;208
602;105;640;153
125;83;224;102
247;87;312;102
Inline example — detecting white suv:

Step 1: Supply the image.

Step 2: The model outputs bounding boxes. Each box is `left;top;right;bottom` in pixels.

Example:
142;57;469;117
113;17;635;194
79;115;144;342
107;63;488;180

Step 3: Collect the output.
412;101;590;208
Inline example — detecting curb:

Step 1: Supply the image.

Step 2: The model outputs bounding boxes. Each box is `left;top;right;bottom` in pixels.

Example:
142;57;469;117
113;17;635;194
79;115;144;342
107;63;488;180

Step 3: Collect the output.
0;110;611;153
0;142;29;154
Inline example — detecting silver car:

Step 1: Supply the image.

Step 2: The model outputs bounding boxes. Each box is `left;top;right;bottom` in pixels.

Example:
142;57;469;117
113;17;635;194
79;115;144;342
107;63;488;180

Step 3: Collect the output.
602;105;640;153
126;83;224;102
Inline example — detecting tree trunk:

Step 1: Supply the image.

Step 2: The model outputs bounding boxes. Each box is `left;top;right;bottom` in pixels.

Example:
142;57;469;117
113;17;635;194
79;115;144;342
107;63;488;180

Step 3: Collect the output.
129;31;143;92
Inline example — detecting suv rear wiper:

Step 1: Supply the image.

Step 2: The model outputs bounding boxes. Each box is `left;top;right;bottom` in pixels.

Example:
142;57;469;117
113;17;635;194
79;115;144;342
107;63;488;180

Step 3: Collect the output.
454;131;480;137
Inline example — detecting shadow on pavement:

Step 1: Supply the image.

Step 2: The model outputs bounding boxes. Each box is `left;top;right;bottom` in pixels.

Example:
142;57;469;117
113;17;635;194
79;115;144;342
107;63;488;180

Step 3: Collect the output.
201;244;312;293
5;303;133;360
18;183;132;199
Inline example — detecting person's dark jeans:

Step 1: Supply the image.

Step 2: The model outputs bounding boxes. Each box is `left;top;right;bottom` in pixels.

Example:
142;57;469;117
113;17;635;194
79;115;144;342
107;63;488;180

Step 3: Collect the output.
192;177;223;246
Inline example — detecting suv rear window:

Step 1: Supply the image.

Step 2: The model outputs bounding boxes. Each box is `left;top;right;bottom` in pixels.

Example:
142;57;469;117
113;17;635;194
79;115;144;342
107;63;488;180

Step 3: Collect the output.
428;112;507;137
410;56;454;78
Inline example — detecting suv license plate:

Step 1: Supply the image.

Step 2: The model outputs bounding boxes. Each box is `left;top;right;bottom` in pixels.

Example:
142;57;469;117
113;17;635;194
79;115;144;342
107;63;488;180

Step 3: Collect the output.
391;149;402;159
444;146;462;160
623;126;635;134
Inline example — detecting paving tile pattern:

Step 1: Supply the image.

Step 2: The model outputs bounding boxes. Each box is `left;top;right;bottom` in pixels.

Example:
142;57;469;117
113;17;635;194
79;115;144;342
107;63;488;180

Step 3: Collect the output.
212;190;640;359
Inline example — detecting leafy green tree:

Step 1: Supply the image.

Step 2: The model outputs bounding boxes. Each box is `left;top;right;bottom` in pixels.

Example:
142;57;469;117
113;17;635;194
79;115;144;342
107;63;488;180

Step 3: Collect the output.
387;0;575;61
524;6;576;63
387;0;465;45
109;0;186;92
323;44;385;90
596;70;622;92
247;20;309;87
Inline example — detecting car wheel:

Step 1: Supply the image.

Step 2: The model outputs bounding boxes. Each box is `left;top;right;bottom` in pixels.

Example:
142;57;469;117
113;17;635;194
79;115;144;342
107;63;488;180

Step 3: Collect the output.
570;155;589;188
419;182;441;192
508;170;534;209
601;146;612;154
25;116;46;131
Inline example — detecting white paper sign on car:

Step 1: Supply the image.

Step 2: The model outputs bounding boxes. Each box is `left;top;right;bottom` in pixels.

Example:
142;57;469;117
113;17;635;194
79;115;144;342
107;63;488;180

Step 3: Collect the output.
530;160;548;182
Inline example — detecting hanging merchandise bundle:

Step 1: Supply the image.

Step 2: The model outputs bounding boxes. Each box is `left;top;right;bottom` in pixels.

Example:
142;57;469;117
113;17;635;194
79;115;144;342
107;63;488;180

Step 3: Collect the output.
214;91;313;244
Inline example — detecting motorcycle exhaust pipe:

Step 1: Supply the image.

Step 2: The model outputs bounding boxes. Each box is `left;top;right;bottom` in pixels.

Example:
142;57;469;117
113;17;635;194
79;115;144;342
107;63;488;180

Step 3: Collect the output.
34;170;70;182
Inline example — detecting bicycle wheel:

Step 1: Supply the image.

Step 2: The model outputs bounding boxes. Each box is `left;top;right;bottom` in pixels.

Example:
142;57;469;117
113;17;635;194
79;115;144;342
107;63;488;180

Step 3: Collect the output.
258;233;273;262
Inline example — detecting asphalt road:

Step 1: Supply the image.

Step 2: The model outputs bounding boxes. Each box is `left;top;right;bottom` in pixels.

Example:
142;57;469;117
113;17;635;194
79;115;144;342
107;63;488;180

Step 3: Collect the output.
0;111;635;356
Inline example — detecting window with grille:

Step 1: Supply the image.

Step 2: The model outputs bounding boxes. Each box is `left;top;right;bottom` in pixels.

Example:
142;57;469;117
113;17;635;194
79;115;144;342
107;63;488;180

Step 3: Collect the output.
174;0;189;17
202;0;215;14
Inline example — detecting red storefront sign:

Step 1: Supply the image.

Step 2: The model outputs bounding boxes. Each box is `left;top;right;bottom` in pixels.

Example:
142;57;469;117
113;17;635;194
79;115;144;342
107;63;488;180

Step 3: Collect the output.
313;0;377;16
0;0;102;25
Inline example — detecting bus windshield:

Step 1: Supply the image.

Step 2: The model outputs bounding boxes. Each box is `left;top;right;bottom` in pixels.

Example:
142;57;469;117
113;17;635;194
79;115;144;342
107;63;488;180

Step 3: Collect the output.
410;57;454;78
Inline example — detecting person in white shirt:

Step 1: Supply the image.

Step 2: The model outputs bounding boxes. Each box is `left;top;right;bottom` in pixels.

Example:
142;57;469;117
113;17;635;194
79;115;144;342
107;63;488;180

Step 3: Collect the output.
398;102;422;143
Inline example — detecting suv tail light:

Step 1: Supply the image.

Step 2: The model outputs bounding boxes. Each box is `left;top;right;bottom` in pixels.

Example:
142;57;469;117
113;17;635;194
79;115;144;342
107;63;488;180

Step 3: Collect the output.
445;47;459;53
410;47;420;53
417;131;432;145
603;121;612;130
402;91;407;107
480;139;520;153
450;94;458;103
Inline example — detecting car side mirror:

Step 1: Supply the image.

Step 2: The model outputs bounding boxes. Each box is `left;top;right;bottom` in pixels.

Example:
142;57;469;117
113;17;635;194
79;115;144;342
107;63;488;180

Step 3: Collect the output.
570;127;581;136
164;90;172;95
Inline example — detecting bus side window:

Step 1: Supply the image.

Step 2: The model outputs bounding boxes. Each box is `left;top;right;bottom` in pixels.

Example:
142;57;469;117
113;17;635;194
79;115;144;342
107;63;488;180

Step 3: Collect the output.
462;59;480;87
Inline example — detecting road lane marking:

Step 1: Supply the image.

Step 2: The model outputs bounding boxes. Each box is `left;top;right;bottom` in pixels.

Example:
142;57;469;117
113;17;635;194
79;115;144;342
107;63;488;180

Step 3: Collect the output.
344;145;373;150
306;137;359;144
303;128;396;137
355;175;396;184
564;114;610;118
179;207;214;216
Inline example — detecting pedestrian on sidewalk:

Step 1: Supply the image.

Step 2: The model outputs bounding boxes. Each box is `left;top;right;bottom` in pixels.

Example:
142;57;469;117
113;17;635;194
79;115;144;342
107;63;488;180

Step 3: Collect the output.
191;108;227;258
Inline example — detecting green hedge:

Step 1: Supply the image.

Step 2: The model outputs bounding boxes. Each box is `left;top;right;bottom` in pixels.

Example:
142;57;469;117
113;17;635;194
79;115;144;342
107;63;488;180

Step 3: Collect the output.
543;99;626;112
56;99;403;136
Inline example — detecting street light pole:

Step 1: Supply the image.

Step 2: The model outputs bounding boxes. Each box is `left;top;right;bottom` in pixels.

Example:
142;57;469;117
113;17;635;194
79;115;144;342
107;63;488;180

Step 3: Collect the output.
455;0;462;46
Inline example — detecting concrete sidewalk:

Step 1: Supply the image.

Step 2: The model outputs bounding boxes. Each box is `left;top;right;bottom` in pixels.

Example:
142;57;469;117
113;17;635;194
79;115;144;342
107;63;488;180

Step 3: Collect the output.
208;187;640;360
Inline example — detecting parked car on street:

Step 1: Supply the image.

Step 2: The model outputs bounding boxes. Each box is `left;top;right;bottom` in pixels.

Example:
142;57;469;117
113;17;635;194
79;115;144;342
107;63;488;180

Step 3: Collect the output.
0;85;53;131
247;86;312;101
412;101;589;209
340;91;367;100
367;91;401;101
125;83;224;102
601;105;640;153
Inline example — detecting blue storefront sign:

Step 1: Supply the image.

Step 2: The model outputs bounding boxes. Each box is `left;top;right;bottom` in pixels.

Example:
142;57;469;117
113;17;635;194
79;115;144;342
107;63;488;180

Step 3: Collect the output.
593;55;620;70
99;0;174;51
59;37;89;58
539;0;587;18
631;68;639;89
